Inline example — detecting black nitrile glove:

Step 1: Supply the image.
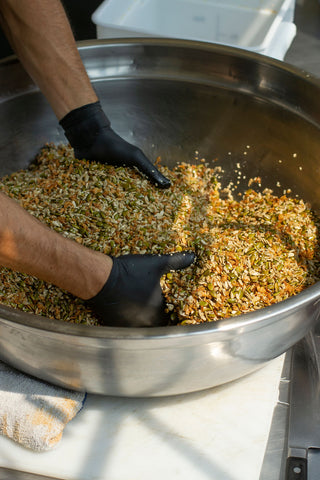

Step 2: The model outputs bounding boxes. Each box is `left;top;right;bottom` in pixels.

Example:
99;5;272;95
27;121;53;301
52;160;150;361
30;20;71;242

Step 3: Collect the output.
59;101;171;189
87;252;196;328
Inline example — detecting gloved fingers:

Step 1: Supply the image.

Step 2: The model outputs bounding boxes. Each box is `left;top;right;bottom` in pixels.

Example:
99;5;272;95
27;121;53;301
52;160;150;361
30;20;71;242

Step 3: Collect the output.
130;148;171;189
101;130;171;189
156;251;196;275
90;128;172;189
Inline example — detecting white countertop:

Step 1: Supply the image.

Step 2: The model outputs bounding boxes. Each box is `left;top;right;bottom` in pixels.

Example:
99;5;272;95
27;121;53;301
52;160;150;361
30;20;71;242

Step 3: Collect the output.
0;355;285;480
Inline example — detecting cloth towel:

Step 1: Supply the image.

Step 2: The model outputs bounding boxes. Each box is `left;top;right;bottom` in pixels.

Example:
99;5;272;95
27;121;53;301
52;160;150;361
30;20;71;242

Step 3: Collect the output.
0;360;86;451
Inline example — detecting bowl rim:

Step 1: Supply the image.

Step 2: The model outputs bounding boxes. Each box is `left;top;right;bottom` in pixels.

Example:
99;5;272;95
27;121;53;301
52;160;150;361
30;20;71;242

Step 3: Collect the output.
1;281;320;340
1;37;320;340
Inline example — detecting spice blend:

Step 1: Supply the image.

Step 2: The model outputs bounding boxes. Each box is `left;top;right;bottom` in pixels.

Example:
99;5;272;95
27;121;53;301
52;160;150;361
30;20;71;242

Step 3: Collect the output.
0;144;319;326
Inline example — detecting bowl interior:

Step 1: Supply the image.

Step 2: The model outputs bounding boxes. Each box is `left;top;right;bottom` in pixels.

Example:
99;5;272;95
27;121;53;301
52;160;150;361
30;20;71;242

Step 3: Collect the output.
1;38;320;332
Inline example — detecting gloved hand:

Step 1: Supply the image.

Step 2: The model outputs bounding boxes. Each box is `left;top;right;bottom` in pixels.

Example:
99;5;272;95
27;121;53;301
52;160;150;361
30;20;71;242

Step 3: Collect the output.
86;252;196;327
59;101;171;188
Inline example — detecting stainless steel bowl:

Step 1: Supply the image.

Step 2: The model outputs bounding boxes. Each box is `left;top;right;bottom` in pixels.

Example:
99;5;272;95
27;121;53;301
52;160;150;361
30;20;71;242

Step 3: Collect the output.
1;39;320;397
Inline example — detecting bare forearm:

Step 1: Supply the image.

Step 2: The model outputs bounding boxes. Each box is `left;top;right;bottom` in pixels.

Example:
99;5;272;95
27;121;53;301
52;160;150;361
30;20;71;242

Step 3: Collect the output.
0;193;112;299
0;0;97;119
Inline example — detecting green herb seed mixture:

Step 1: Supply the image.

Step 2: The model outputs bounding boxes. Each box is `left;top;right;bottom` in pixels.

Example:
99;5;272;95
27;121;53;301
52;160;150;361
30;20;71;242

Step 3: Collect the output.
0;144;319;326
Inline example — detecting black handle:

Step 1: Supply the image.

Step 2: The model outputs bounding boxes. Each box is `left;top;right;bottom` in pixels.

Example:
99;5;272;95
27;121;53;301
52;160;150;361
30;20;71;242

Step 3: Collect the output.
286;457;307;480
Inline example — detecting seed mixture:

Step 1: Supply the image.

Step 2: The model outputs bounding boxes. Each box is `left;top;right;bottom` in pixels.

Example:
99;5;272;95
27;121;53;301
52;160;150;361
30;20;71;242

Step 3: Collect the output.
0;144;319;326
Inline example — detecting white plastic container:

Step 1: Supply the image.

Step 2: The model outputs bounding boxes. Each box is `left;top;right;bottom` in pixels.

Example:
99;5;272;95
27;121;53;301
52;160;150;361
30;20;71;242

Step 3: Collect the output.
92;0;297;60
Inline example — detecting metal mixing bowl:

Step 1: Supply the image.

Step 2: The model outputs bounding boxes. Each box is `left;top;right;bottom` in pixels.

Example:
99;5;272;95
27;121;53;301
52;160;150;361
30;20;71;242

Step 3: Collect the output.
0;39;320;397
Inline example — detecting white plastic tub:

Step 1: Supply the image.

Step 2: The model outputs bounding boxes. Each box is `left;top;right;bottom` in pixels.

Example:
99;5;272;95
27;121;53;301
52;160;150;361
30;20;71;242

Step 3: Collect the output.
92;0;297;60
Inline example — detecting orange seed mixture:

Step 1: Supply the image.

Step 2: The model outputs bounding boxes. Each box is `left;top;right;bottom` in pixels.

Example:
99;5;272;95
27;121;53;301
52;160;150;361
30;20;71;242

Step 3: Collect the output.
0;144;319;326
